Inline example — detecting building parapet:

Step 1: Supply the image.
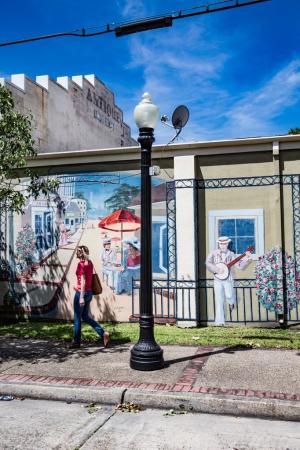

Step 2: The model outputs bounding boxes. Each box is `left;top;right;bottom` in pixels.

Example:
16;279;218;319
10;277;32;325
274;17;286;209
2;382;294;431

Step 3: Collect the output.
1;73;136;153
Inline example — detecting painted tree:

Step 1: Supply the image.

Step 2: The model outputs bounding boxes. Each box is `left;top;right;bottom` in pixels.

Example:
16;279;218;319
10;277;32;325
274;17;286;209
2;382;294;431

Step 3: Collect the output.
0;85;58;214
104;183;140;212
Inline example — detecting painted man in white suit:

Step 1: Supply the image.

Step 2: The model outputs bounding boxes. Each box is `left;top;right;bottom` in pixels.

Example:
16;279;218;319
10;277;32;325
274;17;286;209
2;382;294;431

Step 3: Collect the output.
101;237;116;289
206;236;252;326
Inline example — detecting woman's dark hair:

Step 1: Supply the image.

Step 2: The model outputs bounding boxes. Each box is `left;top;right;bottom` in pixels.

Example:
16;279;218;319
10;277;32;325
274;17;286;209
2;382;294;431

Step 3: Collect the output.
78;245;90;259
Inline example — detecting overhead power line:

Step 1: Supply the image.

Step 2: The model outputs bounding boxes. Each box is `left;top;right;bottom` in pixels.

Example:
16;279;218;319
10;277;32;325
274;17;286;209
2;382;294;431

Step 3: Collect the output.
0;0;270;47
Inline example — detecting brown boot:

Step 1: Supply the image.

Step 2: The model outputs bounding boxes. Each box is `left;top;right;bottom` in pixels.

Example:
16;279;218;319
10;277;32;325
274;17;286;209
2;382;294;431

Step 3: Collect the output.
103;332;110;348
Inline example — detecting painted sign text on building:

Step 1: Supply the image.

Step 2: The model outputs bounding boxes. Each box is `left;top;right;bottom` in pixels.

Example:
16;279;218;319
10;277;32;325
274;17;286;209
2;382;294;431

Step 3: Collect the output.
87;88;122;125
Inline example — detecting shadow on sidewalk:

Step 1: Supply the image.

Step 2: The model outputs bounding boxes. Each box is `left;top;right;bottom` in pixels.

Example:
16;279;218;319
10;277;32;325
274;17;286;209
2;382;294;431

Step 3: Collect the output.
164;345;253;368
241;334;297;341
0;337;131;366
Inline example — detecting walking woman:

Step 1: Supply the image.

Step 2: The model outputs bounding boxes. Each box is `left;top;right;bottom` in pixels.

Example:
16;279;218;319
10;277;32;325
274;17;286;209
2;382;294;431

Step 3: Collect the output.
70;245;110;348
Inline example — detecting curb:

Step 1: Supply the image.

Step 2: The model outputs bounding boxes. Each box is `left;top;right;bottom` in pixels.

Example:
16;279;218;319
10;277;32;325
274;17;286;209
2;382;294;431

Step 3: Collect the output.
1;381;299;422
0;381;124;405
124;388;300;422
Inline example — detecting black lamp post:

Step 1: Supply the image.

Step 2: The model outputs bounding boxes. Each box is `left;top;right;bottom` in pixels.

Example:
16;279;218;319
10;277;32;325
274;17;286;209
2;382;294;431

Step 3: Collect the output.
130;93;164;371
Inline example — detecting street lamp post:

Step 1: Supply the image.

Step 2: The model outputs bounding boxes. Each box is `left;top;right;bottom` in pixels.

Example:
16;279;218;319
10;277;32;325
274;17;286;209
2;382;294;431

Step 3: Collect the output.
130;93;164;371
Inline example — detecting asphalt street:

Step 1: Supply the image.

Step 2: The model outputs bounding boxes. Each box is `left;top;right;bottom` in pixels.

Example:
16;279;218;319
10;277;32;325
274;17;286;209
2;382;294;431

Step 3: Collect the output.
0;398;299;450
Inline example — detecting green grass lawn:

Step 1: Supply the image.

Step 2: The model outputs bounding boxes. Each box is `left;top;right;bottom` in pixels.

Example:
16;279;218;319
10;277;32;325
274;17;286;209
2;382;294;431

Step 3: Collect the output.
0;321;299;349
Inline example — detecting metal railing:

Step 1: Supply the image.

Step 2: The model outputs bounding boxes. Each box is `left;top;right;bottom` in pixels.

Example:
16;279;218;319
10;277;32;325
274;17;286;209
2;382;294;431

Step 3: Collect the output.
132;279;198;321
200;279;300;324
132;278;300;324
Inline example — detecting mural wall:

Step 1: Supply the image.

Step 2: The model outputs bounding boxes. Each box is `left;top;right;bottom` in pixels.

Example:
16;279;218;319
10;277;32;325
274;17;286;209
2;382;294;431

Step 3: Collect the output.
0;171;167;322
198;180;300;324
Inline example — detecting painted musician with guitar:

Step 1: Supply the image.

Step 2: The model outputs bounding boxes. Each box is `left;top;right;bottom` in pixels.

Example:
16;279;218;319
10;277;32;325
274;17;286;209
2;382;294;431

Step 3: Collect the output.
206;236;254;326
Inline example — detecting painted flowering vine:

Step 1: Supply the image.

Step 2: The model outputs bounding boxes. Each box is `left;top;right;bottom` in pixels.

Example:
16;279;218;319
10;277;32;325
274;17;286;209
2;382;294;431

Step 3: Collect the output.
15;224;36;265
255;246;300;313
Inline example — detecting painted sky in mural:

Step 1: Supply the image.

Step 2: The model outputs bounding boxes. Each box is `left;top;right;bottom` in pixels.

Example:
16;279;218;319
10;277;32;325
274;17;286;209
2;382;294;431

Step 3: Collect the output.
71;172;162;218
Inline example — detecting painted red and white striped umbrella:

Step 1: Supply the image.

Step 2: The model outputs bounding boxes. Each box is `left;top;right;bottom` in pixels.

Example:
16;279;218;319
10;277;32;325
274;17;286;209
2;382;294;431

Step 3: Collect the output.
98;209;141;259
98;208;141;232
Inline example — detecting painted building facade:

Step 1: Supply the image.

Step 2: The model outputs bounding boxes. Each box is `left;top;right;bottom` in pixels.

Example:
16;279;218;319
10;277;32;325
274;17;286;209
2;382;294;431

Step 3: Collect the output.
0;74;136;153
1;134;300;326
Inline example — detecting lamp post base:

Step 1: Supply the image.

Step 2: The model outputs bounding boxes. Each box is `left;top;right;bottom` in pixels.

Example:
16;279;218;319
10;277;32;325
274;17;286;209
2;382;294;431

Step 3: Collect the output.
130;315;164;371
130;341;164;371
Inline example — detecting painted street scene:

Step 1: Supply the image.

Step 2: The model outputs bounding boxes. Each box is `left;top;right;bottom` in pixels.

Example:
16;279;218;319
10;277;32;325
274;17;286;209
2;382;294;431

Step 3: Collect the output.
0;172;168;322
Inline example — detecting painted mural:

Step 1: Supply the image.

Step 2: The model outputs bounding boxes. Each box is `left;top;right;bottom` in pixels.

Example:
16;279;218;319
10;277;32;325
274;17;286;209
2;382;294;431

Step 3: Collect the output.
0;171;168;322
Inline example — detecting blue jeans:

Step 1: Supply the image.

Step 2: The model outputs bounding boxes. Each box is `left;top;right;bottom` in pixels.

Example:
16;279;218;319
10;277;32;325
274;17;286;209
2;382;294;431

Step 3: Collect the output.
73;291;104;344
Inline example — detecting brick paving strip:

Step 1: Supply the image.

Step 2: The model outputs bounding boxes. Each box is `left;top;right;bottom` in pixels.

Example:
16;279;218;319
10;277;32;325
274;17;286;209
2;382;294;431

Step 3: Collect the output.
176;346;213;386
0;373;299;401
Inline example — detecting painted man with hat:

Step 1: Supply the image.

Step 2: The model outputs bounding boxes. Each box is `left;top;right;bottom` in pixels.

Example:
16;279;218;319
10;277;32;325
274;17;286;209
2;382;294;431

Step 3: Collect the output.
206;236;252;325
101;237;116;289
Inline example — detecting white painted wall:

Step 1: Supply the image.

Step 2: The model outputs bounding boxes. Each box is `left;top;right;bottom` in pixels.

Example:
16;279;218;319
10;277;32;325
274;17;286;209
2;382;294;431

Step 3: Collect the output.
174;155;198;327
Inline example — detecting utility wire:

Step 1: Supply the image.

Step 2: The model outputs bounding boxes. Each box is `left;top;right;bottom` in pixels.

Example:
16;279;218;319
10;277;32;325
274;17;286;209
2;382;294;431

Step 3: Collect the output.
0;0;270;47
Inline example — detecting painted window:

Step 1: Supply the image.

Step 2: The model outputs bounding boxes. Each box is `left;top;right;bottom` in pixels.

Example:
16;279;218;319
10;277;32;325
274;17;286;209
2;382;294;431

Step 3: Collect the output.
34;214;42;235
46;214;52;233
152;221;167;275
44;213;53;248
34;214;43;250
208;209;264;256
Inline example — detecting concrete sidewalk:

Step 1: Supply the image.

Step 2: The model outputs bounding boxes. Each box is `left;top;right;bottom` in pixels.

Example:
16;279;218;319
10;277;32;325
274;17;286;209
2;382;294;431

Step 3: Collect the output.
0;336;299;421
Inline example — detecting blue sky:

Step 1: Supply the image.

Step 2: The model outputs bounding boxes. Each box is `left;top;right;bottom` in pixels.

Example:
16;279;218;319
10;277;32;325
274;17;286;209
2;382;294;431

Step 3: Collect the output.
0;0;299;144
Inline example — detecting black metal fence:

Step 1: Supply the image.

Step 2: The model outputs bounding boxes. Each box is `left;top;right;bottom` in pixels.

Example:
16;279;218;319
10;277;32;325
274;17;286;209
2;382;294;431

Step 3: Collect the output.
132;278;300;324
132;279;197;322
199;279;299;324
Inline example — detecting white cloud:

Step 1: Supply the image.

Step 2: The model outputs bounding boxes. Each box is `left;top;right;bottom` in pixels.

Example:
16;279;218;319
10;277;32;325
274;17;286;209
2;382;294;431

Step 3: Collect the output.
120;0;147;18
120;22;230;143
221;59;300;137
117;6;300;144
124;51;300;142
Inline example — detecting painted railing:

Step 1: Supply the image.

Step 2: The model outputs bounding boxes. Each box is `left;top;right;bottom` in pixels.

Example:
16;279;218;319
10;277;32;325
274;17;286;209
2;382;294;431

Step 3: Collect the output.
132;279;300;324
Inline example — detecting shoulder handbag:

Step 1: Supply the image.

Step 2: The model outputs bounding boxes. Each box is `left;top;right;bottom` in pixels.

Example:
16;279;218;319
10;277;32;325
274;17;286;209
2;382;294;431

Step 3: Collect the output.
91;263;102;295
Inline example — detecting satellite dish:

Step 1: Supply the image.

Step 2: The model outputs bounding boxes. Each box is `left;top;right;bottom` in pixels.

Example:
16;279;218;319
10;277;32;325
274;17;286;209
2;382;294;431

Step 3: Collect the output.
160;104;190;144
172;105;189;129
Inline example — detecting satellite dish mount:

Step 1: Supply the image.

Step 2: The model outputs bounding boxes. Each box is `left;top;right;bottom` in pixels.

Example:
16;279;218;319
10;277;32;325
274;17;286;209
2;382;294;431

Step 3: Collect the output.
161;105;189;143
